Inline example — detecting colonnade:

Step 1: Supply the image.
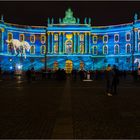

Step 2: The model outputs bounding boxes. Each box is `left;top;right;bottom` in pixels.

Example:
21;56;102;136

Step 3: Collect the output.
47;32;91;54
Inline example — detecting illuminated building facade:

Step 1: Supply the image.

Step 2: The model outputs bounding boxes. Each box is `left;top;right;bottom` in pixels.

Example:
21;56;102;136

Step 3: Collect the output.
0;8;140;72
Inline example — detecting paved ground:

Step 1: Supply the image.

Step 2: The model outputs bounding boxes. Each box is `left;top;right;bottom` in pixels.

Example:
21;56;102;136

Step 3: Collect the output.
0;76;140;139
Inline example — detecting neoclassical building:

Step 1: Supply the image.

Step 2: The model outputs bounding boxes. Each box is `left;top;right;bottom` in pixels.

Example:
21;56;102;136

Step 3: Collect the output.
0;8;140;72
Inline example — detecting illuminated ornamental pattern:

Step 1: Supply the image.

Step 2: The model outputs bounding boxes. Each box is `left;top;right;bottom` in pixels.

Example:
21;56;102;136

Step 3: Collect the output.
0;8;140;71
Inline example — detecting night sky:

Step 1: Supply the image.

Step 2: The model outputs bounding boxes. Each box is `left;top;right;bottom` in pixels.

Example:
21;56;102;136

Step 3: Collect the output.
0;1;140;26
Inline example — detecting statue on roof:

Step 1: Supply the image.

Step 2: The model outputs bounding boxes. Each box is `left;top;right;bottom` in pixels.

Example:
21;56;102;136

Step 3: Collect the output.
1;14;4;22
88;18;91;25
62;8;76;24
47;18;50;25
59;18;62;24
51;18;54;24
84;17;87;24
134;13;138;22
77;18;80;24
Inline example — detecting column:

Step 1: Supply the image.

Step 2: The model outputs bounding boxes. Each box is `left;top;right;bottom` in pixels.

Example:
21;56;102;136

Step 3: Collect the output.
134;28;138;52
51;32;54;54
63;32;65;53
77;32;80;53
58;32;61;54
0;28;4;52
47;32;50;53
84;32;87;54
88;32;91;54
73;32;76;53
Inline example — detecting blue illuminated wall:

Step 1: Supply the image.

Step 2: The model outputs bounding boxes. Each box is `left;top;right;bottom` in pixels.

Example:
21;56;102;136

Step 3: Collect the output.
0;10;140;71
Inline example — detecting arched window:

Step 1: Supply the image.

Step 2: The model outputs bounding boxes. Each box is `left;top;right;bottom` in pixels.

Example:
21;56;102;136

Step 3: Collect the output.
92;35;97;44
54;34;58;41
126;32;131;41
103;45;108;54
80;61;84;70
138;43;140;52
65;40;73;54
30;35;35;43
41;34;46;44
80;42;84;54
53;61;58;71
40;45;46;54
30;45;35;54
80;34;84;41
7;32;13;41
103;35;108;43
54;42;58;54
92;46;97;54
114;44;119;54
19;34;24;42
138;30;140;40
114;34;119;42
126;44;131;54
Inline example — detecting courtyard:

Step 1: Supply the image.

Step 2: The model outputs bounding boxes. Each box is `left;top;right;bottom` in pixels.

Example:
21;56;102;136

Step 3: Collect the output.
0;76;140;139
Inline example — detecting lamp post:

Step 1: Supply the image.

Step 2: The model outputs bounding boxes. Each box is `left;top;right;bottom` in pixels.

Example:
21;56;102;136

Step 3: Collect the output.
45;28;48;72
132;13;138;72
132;23;135;72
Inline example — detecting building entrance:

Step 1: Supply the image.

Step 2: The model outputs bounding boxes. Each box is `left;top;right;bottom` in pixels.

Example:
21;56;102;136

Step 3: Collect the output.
65;60;73;73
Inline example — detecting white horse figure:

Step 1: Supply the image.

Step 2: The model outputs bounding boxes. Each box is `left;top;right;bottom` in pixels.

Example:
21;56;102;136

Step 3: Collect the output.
6;39;31;59
21;41;31;58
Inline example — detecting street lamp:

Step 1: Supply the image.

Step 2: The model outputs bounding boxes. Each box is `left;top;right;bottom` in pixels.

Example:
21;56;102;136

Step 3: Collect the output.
132;13;138;72
45;27;48;72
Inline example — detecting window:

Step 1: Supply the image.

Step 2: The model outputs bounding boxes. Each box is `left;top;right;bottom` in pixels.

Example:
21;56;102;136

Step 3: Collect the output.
114;34;119;42
80;61;84;70
126;44;131;54
92;46;98;54
138;43;140;52
19;34;24;42
30;45;35;54
80;34;84;41
30;35;35;43
54;34;58;41
114;44;119;54
126;32;131;41
103;35;108;43
92;35;97;44
66;40;73;54
7;32;13;41
138;30;140;40
40;45;46;54
103;45;108;54
80;42;84;54
54;42;58;53
41;34;46;44
53;61;58;71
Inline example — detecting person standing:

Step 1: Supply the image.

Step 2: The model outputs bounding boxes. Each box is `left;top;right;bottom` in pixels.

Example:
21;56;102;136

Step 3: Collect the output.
105;64;113;96
111;65;120;95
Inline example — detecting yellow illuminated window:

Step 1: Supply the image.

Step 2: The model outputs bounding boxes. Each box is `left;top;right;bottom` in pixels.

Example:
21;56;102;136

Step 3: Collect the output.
19;34;24;42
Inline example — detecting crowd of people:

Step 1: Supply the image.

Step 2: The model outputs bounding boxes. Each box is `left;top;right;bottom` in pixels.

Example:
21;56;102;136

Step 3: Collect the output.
0;65;140;96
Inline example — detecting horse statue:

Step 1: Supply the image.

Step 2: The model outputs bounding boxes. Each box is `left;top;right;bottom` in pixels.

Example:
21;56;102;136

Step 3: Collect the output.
6;39;31;59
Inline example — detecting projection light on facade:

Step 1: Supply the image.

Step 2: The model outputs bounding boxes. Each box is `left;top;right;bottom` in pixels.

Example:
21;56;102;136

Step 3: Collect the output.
0;9;140;71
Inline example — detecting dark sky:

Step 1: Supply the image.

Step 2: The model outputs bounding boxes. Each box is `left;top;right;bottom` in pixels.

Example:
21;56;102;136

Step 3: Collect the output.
0;1;140;26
